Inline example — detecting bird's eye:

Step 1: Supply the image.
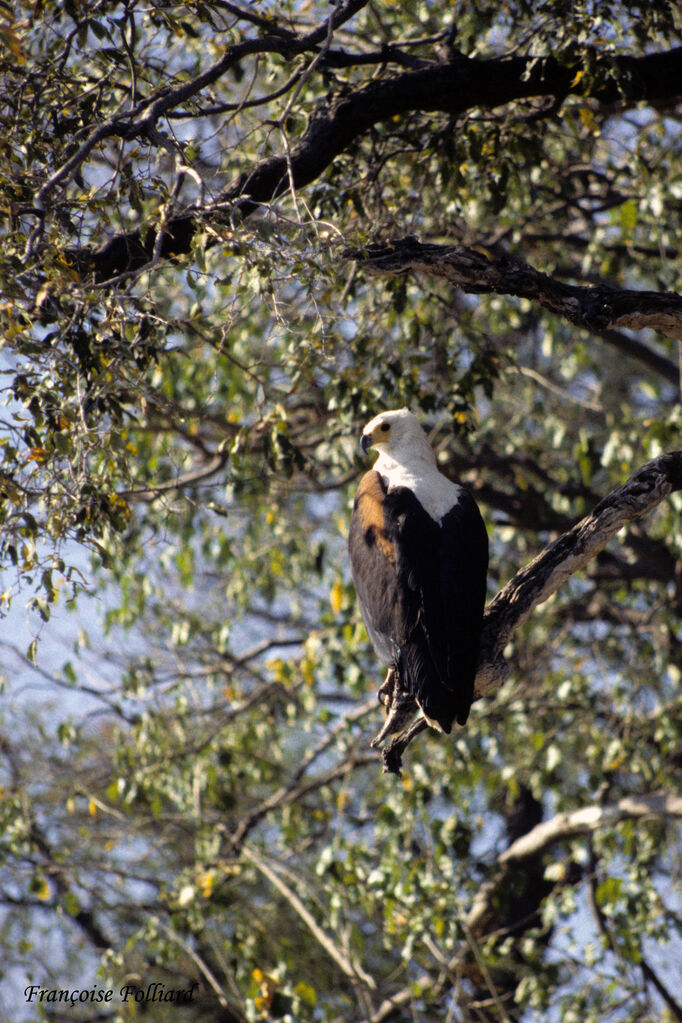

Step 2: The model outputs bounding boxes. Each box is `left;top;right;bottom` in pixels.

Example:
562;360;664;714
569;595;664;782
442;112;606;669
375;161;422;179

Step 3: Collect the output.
380;423;390;432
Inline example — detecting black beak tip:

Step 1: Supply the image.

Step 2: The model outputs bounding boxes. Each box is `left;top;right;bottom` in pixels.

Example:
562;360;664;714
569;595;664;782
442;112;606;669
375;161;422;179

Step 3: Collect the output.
360;433;371;454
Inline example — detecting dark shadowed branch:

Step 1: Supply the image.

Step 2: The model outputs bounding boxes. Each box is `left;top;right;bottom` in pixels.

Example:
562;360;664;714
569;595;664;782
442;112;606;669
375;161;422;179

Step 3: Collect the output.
65;46;682;282
346;236;682;347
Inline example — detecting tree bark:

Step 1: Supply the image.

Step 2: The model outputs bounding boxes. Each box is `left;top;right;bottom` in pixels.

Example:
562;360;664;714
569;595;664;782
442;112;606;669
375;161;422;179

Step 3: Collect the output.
67;46;682;282
347;236;682;345
475;450;682;698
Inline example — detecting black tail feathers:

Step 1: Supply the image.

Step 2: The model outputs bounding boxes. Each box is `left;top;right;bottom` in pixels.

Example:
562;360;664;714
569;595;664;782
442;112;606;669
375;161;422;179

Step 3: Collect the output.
397;638;474;733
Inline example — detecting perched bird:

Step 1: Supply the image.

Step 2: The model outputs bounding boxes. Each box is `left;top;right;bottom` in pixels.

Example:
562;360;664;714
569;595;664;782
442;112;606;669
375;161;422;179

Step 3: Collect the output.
348;408;488;740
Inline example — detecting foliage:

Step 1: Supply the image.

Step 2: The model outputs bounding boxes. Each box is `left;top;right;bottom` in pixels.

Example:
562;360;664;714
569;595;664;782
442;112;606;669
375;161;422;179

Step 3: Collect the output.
0;2;681;1021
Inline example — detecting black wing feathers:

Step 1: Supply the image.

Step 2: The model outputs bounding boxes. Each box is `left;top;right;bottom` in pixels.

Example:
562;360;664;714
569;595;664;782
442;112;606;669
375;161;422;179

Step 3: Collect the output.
387;487;487;729
349;470;488;733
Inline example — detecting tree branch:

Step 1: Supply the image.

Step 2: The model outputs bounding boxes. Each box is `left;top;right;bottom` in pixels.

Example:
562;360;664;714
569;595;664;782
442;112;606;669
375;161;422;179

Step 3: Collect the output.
347;236;682;345
117;445;230;501
594;328;680;387
498;794;682;866
31;0;369;215
641;956;682;1021
475;451;682;698
69;46;682;281
29;822;112;951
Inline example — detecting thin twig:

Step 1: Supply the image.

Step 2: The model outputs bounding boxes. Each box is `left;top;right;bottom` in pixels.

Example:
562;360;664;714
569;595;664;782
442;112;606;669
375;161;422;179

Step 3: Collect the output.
241;844;377;993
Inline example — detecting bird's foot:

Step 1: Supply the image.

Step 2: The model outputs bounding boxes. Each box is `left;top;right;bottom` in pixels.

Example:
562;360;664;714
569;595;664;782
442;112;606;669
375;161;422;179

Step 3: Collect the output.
370;686;417;749
377;667;397;709
380;716;429;776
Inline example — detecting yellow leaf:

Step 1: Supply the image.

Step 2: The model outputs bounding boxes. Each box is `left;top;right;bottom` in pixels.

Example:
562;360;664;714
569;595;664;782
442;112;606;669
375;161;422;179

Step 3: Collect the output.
199;870;214;898
301;656;314;686
26;448;48;463
295;981;317;1007
329;581;343;614
0;22;26;63
35;877;51;901
88;798;97;816
579;106;596;131
110;494;131;518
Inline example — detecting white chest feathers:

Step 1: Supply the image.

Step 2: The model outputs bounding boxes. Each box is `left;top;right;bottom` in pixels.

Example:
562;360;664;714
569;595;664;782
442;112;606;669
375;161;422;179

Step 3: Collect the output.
375;453;461;524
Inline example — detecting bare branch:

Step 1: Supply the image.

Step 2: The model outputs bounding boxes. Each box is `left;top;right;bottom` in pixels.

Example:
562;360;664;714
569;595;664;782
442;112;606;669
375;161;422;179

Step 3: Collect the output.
347;236;682;347
499;794;682;865
475;451;682;698
241;844;377;994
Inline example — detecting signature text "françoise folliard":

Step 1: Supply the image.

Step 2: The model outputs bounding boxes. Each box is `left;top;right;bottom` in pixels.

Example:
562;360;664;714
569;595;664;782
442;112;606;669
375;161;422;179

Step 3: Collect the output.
25;982;199;1006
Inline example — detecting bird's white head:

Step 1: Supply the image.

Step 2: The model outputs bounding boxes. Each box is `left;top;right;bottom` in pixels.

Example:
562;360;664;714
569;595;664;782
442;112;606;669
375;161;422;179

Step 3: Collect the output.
360;408;435;469
360;408;459;520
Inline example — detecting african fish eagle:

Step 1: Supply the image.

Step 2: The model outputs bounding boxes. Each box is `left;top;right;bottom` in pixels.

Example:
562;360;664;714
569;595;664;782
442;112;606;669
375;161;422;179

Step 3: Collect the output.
348;408;488;737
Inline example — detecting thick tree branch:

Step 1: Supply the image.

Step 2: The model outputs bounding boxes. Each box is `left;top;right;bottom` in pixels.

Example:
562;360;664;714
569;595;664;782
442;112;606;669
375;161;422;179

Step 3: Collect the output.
69;46;682;281
498;794;682;866
347;237;682;345
475;451;682;698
